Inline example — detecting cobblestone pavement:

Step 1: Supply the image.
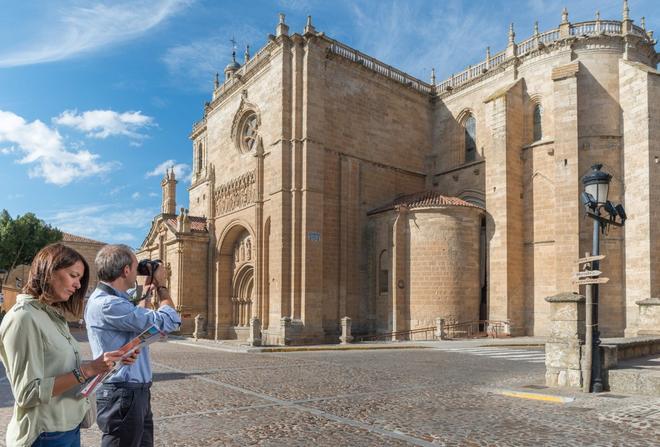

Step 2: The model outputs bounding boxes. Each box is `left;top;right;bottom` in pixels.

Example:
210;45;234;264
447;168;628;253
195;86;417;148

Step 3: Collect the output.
0;334;658;446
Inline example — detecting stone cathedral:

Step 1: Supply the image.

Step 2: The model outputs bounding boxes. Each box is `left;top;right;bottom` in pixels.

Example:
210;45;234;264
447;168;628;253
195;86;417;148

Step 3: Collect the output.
138;2;660;345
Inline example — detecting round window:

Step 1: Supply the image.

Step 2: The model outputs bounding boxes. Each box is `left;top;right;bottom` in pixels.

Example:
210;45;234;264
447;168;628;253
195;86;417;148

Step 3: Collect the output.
240;113;258;153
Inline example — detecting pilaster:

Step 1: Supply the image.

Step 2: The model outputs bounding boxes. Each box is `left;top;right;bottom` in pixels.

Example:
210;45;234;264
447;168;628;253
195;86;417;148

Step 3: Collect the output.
619;60;660;335
483;79;525;335
551;62;581;298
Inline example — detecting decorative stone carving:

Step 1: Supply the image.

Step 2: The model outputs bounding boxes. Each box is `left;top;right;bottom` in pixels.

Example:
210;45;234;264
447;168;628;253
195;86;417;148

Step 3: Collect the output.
214;170;256;215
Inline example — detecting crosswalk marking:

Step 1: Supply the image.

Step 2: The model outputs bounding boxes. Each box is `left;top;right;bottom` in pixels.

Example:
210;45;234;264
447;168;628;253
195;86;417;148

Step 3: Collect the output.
432;346;545;364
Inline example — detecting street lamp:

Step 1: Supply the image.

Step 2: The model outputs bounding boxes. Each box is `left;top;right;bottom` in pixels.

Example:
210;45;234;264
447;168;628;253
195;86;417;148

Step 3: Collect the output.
580;164;625;393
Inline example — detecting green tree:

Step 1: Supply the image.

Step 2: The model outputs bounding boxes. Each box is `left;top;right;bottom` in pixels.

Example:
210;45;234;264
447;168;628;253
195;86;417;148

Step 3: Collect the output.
0;210;63;285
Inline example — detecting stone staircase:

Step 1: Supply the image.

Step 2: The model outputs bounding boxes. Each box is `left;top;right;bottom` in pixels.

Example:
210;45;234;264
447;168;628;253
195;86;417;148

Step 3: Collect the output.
602;337;660;396
607;355;660;396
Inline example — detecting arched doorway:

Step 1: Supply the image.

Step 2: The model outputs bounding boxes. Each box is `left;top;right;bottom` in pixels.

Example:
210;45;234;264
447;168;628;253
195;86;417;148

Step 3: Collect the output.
216;224;256;340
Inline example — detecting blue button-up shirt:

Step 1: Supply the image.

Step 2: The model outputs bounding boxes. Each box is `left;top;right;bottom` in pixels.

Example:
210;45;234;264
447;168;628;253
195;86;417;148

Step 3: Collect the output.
85;283;181;384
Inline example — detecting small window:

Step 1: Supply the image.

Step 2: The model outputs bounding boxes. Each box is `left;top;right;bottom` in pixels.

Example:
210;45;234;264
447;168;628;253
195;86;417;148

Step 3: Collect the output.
533;104;543;142
464;115;476;163
379;250;389;294
196;142;203;173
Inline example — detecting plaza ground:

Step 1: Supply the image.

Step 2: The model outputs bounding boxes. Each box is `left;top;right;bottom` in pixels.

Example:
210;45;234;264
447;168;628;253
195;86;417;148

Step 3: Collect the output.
0;331;658;446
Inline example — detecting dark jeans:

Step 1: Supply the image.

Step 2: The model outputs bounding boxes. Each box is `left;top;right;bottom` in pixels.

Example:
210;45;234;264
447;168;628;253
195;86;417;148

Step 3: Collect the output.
96;382;153;447
32;425;80;447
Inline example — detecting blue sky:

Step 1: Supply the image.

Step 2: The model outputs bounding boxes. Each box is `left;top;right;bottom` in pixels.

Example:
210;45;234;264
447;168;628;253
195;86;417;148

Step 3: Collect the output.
0;0;657;248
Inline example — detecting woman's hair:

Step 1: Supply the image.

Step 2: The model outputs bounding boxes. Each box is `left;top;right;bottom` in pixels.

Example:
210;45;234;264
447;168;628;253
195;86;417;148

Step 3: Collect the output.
23;243;89;317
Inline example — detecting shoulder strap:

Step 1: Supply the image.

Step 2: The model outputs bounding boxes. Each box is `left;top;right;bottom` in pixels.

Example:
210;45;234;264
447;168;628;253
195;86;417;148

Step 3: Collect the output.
96;282;120;297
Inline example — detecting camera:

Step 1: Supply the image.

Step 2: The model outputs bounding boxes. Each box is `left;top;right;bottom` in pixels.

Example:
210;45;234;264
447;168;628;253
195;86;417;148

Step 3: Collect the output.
137;259;162;276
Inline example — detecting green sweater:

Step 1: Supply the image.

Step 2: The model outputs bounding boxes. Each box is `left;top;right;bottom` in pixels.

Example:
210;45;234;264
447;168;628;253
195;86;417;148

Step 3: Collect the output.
0;294;89;447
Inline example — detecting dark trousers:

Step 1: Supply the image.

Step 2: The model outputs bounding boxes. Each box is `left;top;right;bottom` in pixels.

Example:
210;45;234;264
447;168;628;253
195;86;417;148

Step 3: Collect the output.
32;425;80;447
96;382;153;447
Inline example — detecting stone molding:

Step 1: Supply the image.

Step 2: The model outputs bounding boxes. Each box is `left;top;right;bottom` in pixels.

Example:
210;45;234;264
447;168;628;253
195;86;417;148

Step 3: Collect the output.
551;61;580;81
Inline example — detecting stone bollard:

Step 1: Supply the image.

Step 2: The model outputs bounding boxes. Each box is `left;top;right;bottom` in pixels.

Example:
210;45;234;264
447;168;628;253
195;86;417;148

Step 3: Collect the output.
340;316;353;344
193;314;206;341
280;316;292;346
248;317;262;346
544;292;585;388
435;317;445;340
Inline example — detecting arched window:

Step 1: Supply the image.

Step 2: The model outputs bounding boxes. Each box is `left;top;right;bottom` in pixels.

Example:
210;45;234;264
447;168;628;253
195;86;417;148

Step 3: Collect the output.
533;104;543;142
464;115;476;163
196;142;203;174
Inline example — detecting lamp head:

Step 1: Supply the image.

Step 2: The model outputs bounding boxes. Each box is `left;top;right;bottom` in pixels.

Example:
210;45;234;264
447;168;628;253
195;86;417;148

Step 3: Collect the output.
582;164;612;205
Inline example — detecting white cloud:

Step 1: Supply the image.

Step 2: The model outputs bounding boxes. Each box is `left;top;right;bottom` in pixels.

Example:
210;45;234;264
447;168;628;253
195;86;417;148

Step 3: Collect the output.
132;192;141;200
0;110;114;186
53;110;155;141
46;204;156;245
1;146;16;154
146;159;192;183
0;0;193;67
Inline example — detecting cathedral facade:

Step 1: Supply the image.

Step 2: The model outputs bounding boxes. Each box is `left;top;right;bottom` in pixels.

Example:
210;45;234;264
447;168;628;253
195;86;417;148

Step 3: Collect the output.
138;3;660;344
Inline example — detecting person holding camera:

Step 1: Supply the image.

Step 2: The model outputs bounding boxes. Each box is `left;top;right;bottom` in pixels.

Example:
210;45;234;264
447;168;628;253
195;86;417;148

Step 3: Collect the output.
85;244;181;447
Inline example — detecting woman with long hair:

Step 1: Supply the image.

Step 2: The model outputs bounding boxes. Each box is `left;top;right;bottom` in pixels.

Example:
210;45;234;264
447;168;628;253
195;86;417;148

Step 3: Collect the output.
0;243;137;447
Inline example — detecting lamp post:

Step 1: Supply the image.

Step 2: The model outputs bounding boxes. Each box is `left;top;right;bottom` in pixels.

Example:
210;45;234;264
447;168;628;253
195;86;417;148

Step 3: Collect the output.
582;164;611;393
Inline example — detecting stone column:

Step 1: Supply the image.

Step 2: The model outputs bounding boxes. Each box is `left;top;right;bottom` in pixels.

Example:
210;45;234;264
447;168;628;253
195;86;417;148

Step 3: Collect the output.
339;317;353;344
544;292;585;388
248;316;262;346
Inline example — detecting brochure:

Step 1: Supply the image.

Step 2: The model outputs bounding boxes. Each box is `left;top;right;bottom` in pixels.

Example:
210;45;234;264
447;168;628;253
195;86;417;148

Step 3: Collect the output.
80;324;166;397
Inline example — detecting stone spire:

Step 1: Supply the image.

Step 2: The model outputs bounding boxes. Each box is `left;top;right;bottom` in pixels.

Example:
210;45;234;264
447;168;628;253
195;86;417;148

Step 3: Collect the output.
622;0;633;34
559;8;571;38
276;13;289;37
214;72;219;89
486;46;491;69
244;45;250;64
304;15;316;34
641;16;646;30
177;207;190;233
161;168;177;215
506;23;517;58
534;21;539;36
430;68;436;86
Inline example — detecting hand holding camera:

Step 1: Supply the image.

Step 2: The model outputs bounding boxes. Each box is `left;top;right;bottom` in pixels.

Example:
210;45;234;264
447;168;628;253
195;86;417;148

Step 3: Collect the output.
136;259;174;309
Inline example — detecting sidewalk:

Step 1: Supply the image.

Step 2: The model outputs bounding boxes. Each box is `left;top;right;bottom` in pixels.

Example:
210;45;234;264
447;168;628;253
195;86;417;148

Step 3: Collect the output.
168;335;548;353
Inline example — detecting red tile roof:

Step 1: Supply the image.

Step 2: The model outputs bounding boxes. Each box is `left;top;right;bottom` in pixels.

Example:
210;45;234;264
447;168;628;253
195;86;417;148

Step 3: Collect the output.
62;232;107;245
165;215;208;232
368;190;483;215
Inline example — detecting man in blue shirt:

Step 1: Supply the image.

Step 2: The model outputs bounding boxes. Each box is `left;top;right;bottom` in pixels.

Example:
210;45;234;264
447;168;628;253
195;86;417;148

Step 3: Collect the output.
86;244;181;447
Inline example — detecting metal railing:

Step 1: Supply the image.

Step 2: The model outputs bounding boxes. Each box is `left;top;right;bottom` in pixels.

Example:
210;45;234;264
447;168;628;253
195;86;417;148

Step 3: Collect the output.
443;320;510;339
354;319;511;342
355;326;437;342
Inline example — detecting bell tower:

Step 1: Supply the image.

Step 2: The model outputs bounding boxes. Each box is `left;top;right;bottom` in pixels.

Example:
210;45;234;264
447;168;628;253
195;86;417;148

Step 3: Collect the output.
161;168;177;215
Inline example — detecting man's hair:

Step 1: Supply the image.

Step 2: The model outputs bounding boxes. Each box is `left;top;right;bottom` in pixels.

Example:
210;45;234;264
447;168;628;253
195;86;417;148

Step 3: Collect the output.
96;244;135;282
24;243;89;317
